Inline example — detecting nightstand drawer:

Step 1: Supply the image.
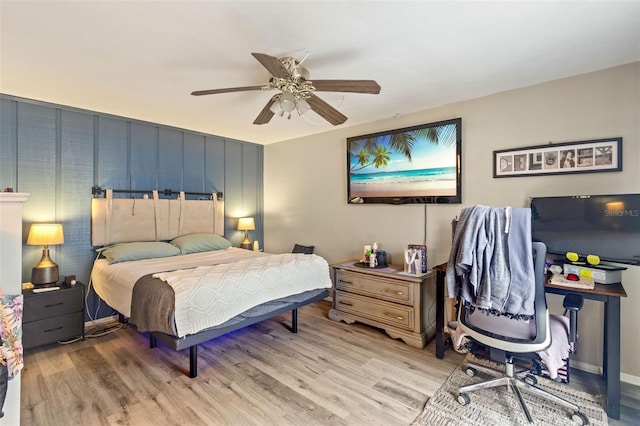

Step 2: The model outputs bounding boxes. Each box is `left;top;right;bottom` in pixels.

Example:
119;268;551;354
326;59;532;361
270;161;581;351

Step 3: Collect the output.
335;270;413;305
22;311;84;349
23;287;83;322
334;290;414;330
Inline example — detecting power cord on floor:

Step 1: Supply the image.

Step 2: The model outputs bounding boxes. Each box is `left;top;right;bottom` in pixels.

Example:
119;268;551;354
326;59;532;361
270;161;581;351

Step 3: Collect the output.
84;317;127;338
58;319;127;345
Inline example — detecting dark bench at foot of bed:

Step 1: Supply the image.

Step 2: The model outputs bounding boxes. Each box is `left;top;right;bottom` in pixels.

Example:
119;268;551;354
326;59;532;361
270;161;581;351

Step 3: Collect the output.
148;289;329;378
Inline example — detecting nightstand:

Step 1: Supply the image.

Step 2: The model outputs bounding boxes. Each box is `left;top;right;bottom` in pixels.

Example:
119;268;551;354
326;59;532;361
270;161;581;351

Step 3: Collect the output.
22;282;85;349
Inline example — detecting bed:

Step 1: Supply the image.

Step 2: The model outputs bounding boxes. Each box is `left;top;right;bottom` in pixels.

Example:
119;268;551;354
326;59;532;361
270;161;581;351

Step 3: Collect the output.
90;189;331;377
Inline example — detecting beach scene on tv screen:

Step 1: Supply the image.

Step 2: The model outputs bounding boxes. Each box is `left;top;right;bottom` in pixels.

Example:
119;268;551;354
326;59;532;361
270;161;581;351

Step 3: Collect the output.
349;122;458;197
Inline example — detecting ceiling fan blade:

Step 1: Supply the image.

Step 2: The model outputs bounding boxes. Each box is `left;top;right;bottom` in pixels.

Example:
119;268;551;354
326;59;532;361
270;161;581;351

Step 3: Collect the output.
307;94;348;126
191;86;264;96
251;53;290;79
311;80;381;94
253;99;276;125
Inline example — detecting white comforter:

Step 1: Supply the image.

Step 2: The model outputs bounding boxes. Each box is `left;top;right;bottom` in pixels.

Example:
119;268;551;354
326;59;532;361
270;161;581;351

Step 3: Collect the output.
153;253;332;337
90;248;332;336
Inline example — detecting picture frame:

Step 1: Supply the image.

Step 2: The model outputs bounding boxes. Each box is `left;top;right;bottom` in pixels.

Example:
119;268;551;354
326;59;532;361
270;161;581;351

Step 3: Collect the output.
493;137;622;178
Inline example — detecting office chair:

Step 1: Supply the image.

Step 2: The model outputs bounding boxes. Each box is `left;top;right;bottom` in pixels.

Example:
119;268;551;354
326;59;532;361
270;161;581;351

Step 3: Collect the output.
455;242;589;425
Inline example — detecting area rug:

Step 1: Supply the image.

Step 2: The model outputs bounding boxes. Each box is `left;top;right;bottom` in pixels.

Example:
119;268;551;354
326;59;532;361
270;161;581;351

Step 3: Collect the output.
412;357;608;426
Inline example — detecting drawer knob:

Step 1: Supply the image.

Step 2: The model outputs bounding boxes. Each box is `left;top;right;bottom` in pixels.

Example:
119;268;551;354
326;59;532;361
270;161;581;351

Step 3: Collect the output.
339;280;353;285
43;326;63;333
339;301;354;306
384;312;403;320
384;289;404;295
44;302;64;308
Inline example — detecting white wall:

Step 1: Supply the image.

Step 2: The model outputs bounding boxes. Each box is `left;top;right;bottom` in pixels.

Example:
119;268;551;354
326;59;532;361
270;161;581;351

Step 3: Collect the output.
264;62;640;381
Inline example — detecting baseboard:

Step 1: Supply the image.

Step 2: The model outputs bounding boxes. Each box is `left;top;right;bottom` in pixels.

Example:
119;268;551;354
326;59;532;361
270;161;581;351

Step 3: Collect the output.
571;359;601;375
621;372;640;387
572;359;640;386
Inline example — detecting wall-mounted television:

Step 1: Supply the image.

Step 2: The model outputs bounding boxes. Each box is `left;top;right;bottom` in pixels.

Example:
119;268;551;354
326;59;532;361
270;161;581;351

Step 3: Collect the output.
347;118;462;204
531;193;640;265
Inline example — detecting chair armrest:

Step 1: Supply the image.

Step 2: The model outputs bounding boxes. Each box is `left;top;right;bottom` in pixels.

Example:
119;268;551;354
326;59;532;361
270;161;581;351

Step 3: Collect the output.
563;294;583;352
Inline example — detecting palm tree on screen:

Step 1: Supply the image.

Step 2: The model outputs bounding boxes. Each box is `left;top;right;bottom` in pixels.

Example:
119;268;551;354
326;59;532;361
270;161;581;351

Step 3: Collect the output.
349;124;450;172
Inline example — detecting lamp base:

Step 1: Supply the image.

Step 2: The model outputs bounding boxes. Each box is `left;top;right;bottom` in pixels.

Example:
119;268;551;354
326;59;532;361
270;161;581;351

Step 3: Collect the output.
31;248;59;285
240;230;253;250
31;265;59;286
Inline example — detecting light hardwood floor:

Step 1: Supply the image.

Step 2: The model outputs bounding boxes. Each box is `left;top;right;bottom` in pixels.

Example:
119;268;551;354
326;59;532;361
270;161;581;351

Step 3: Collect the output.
21;300;639;425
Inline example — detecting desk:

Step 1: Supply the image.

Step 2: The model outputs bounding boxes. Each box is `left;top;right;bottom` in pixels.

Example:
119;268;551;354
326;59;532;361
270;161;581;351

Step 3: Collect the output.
545;281;626;420
433;265;627;419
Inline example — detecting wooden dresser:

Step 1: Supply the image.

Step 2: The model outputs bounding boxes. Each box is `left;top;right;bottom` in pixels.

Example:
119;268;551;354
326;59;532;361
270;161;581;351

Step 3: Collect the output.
329;261;435;348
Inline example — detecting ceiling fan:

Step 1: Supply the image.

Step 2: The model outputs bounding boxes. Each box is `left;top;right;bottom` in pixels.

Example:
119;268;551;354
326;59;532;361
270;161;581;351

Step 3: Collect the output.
191;52;381;126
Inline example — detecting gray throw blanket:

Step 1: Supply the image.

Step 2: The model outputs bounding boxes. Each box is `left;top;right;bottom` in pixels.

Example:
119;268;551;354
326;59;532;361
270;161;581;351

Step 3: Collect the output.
446;205;535;319
130;274;177;335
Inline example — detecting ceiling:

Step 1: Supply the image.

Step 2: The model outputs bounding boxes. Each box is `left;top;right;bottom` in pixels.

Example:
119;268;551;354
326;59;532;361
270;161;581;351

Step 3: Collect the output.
1;1;639;145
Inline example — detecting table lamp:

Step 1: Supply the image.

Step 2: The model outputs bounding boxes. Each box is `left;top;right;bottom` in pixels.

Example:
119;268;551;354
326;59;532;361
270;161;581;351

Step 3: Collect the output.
237;217;255;250
27;223;64;286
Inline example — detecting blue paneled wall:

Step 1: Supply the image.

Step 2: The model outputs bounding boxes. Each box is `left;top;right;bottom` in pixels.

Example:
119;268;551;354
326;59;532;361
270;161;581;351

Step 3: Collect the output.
0;94;264;319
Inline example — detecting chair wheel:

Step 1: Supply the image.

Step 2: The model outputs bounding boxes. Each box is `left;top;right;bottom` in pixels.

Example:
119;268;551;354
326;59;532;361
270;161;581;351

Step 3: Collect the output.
457;393;471;406
571;412;589;425
464;366;477;377
524;374;537;386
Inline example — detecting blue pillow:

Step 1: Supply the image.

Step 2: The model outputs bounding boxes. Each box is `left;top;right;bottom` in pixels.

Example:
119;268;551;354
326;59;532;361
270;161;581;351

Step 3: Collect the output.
100;242;181;264
170;233;232;254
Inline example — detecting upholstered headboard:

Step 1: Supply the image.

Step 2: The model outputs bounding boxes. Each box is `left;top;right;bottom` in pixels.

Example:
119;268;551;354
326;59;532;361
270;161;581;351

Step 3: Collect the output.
91;189;224;246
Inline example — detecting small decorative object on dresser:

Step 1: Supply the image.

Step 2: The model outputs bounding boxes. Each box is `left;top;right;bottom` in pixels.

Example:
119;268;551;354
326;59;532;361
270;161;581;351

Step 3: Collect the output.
22;282;84;349
329;261;436;348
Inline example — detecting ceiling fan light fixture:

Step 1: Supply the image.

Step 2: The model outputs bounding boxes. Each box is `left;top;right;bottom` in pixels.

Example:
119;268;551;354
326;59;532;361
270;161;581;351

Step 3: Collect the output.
279;92;296;112
296;98;311;116
191;52;380;126
269;100;282;114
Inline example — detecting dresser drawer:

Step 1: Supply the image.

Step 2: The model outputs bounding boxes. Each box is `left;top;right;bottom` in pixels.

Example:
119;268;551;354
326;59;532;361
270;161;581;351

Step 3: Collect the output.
335;270;413;305
334;290;414;330
23;287;83;322
22;311;84;349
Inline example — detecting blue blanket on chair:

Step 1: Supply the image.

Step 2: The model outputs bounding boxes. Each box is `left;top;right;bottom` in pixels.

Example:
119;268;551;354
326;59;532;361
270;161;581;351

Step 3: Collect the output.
446;205;535;319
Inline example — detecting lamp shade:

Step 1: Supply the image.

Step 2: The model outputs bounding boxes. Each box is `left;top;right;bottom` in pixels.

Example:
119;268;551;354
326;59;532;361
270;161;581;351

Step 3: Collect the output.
237;217;255;231
27;223;64;246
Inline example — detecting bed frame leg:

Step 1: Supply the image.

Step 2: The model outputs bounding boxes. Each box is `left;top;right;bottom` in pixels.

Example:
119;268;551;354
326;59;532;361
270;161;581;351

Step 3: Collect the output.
149;334;156;348
292;309;298;333
189;345;198;378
